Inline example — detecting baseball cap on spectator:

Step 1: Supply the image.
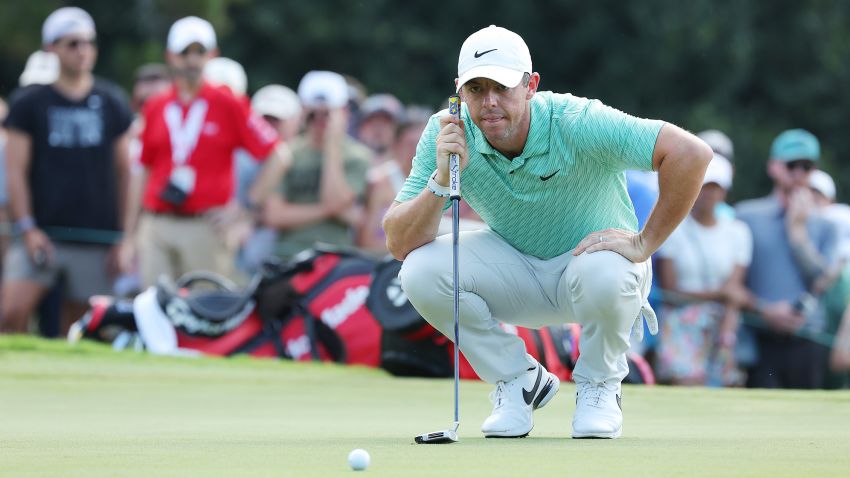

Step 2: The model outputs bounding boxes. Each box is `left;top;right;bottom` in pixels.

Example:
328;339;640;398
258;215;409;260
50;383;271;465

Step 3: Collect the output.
697;129;734;162
809;170;836;201
42;7;95;45
19;50;59;86
360;94;404;122
457;25;532;91
252;85;301;120
167;16;217;54
770;129;820;162
204;57;247;95
297;71;348;109
703;153;733;190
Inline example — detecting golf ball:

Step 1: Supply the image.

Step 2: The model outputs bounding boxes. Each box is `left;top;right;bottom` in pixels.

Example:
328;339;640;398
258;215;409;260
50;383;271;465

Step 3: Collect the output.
348;448;370;471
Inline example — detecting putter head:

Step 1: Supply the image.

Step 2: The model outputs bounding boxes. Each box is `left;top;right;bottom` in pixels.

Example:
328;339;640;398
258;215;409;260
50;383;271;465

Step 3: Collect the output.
414;429;458;444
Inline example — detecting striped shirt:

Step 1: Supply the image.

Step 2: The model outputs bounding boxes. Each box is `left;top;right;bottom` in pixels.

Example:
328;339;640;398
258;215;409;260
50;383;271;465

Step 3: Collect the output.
396;91;664;259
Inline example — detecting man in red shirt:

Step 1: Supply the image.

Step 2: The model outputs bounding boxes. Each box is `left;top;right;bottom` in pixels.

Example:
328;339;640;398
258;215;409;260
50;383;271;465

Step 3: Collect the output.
123;16;285;286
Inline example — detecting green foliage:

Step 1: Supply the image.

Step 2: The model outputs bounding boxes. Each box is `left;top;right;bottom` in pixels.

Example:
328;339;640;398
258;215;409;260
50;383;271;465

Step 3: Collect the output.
3;0;850;201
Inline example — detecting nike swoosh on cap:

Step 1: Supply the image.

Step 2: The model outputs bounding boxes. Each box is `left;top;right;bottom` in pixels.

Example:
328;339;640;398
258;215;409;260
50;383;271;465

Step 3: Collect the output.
522;366;543;405
474;48;498;58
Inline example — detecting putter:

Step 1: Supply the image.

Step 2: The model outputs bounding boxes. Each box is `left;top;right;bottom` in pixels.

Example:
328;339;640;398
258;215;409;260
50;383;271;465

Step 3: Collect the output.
415;95;462;445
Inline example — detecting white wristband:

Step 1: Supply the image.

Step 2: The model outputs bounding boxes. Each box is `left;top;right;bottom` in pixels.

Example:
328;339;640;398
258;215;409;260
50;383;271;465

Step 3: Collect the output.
427;171;451;198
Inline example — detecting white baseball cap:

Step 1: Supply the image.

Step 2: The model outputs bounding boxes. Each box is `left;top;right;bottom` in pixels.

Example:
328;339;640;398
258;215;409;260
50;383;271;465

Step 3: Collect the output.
19;50;59;87
167;16;217;54
252;85;301;120
697;129;734;162
297;71;349;109
204;57;247;95
457;25;532;92
42;7;96;45
809;169;836;201
703;153;733;190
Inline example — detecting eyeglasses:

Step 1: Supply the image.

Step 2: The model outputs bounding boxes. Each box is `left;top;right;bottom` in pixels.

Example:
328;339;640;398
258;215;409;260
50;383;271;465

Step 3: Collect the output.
57;38;97;49
179;45;208;57
785;160;816;172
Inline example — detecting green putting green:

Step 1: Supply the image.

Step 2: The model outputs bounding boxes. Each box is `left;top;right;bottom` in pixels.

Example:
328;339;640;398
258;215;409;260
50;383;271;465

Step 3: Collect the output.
1;336;849;477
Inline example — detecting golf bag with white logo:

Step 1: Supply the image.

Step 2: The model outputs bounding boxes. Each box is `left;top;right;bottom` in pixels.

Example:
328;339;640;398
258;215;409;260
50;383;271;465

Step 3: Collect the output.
71;247;382;366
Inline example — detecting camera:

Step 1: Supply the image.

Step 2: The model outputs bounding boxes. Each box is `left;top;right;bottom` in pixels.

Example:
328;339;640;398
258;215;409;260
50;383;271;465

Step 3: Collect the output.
159;180;189;207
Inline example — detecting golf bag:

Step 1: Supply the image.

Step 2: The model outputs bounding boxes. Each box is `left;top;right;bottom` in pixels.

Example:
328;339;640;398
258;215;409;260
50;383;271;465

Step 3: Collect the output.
71;247;382;366
368;257;655;384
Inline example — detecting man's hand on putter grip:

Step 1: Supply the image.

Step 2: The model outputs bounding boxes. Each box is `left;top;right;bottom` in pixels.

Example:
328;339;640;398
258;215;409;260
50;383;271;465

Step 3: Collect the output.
435;113;468;186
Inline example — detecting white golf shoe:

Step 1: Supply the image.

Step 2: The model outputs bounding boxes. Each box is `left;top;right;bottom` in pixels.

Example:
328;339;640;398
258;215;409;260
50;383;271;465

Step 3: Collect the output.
481;363;560;438
571;381;623;438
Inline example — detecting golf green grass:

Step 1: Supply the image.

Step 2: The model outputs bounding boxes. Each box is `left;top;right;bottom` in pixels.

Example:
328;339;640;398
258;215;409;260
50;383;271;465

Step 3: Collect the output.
1;336;849;477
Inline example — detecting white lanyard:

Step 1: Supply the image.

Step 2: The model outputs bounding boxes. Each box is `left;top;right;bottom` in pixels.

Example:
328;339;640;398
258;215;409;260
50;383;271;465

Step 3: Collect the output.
164;99;208;166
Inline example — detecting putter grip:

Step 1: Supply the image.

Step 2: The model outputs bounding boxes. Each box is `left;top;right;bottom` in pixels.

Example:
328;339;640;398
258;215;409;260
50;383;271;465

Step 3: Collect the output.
448;95;461;199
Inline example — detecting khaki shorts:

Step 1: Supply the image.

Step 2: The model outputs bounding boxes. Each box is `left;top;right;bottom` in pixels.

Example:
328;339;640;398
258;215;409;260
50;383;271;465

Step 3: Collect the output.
3;242;114;303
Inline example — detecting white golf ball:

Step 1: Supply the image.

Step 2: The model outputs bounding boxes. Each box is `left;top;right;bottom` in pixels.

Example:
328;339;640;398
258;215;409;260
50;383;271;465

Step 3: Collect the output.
348;448;370;471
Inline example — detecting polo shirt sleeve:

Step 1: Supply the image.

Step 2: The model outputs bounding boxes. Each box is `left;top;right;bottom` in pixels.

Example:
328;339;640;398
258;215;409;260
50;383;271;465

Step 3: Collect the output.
575;100;664;172
394;114;441;203
235;101;279;161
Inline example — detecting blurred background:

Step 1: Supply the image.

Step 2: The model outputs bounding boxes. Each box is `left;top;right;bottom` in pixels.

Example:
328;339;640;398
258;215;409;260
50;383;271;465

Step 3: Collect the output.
2;0;850;202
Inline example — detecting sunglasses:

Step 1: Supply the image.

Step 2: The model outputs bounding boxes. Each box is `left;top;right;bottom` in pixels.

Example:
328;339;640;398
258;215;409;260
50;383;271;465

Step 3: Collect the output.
57;38;97;49
785;160;816;172
179;45;208;57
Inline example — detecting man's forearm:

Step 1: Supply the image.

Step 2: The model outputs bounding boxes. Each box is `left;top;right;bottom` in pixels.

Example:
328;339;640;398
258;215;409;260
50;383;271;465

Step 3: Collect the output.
382;190;447;260
641;135;711;255
248;144;290;208
264;200;330;231
123;169;147;238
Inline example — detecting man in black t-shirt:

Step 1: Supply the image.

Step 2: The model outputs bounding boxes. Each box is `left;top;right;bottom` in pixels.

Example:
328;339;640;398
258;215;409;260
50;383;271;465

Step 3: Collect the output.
0;7;132;335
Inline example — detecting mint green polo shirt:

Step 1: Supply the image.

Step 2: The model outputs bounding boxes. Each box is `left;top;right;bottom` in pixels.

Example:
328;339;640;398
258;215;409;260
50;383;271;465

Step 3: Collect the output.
395;91;664;259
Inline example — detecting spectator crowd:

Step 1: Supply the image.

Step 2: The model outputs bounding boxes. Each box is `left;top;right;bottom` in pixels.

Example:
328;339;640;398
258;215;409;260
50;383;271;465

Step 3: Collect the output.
0;7;848;390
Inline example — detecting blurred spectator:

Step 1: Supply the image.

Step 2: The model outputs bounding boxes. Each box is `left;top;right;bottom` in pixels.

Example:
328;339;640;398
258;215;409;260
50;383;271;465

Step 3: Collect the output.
0;7;133;334
807;170;850;388
344;75;367;137
832;305;850;375
131;63;170;113
359;106;432;251
18;50;59;88
736;129;838;389
809;170;850;260
0;97;9;259
357;93;404;164
655;154;751;386
697;129;734;162
698;129;736;221
260;70;371;259
125;16;283;287
204;57;247;97
235;85;301;273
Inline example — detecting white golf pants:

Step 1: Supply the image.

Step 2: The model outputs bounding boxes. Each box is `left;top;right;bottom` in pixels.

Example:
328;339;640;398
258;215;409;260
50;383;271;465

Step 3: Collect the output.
399;229;653;385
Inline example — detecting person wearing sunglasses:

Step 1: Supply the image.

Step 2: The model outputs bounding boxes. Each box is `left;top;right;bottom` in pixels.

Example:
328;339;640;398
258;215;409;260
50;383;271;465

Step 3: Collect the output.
736;129;839;389
1;7;134;335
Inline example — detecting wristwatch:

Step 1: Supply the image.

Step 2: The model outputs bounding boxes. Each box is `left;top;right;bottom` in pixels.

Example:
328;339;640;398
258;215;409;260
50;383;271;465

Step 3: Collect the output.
427;171;451;197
